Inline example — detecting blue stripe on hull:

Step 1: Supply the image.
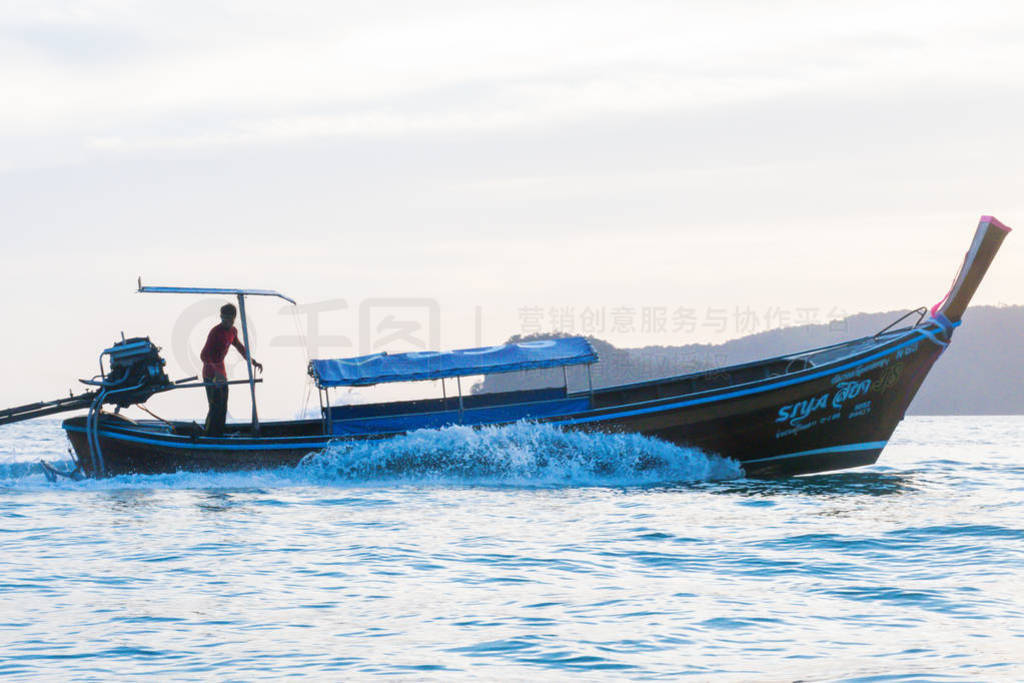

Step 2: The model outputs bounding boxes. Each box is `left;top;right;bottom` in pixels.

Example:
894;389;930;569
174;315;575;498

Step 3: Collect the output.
64;425;330;451
742;441;888;465
553;331;931;427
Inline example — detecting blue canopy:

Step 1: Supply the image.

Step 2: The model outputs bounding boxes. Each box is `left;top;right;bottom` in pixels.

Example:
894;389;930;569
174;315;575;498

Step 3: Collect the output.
309;337;597;388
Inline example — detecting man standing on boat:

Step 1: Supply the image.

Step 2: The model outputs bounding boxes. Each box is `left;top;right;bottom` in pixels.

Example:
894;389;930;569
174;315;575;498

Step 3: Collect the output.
200;303;263;436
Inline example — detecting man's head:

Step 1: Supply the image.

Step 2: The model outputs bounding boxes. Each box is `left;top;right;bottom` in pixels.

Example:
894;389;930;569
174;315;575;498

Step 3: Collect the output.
219;303;237;328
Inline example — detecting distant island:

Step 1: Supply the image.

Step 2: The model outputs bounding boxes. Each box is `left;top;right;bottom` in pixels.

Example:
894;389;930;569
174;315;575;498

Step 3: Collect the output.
474;305;1024;415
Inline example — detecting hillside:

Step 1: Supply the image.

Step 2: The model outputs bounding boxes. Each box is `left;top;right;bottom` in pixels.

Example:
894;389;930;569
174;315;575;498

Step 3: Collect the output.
473;305;1024;415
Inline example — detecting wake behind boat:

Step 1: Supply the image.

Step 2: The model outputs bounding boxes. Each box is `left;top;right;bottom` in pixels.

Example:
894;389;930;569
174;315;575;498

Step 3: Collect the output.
0;216;1011;479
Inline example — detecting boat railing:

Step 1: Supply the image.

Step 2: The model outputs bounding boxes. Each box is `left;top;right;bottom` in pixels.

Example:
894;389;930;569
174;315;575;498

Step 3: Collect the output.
873;307;929;339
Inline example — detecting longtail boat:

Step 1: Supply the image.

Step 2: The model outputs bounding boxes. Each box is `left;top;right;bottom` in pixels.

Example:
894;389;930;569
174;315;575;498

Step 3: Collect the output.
0;216;1011;479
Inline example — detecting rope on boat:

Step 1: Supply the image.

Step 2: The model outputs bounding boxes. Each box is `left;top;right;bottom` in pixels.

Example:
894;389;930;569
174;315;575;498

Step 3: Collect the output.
286;303;316;418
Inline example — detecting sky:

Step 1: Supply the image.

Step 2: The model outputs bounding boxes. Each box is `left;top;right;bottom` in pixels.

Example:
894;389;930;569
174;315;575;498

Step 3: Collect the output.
1;0;1022;419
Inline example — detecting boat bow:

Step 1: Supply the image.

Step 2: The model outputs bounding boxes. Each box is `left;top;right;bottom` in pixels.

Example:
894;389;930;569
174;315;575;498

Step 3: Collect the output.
930;215;1012;328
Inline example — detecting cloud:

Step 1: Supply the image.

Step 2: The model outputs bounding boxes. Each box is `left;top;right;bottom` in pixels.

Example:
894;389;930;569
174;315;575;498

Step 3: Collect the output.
2;0;1022;164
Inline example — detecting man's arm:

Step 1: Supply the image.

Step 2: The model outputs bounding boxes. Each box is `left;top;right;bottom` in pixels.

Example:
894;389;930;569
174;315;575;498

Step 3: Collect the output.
232;336;263;373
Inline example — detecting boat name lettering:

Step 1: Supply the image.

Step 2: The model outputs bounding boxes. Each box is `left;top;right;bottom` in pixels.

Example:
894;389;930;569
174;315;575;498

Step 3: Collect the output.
832;379;871;409
896;342;919;359
776;393;830;425
848;400;872;419
830;358;889;385
872;362;903;393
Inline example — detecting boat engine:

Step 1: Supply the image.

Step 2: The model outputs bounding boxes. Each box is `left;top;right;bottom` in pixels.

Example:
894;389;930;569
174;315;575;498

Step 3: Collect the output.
0;336;174;426
0;335;177;478
95;337;174;407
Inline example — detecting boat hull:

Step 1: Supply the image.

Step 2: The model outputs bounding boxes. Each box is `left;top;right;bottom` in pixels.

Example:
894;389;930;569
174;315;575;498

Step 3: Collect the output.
582;329;945;476
63;323;949;479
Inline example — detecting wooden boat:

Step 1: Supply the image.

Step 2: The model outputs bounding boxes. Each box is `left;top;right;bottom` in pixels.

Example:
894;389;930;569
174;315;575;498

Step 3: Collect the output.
3;216;1011;479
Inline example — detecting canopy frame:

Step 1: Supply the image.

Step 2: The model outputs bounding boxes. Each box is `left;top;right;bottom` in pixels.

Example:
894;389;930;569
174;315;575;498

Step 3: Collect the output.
315;360;596;436
137;278;297;434
312;337;599;436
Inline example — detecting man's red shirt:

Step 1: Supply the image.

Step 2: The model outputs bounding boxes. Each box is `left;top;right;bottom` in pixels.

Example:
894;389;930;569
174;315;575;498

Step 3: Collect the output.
200;325;248;379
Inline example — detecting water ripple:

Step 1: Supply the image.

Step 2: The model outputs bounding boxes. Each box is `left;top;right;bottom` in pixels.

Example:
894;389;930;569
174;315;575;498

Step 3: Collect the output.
0;416;1022;679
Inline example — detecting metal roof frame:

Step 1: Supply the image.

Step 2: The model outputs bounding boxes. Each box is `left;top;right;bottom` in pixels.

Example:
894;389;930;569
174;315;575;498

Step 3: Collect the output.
138;280;296;305
137;278;297;434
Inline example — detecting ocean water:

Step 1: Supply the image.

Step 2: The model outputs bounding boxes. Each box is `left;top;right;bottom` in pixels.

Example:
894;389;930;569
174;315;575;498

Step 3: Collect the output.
1;416;1022;680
